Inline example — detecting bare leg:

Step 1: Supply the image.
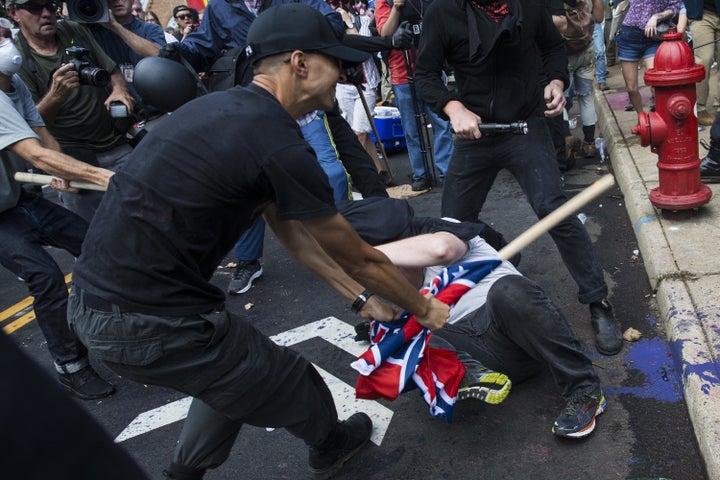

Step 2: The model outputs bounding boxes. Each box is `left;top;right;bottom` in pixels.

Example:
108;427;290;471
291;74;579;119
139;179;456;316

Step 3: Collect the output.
621;60;643;114
644;56;656;108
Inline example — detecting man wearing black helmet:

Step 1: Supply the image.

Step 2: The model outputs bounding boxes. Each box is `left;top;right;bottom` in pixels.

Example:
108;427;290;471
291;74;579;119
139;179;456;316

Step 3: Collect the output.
67;5;450;480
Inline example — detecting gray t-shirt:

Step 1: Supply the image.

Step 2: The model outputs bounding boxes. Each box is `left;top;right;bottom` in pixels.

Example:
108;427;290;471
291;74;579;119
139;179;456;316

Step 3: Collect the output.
0;75;43;213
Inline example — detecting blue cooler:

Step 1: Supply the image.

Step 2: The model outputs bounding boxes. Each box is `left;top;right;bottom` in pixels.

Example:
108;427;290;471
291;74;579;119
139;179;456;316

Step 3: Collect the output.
371;106;407;152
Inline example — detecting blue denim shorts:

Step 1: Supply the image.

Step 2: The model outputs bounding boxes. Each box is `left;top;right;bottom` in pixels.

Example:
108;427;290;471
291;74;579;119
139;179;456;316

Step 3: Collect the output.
617;26;660;62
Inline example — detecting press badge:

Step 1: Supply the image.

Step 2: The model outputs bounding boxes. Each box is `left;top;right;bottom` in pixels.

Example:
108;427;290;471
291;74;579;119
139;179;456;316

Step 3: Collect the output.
122;63;134;83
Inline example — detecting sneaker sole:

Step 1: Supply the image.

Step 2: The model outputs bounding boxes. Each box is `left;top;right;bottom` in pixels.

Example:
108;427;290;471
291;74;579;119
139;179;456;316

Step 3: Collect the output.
552;395;607;439
701;175;720;183
227;267;263;295
457;373;512;405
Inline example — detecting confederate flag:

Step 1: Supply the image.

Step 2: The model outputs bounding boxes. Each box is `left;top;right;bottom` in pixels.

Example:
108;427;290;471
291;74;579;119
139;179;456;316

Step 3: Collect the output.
351;259;501;422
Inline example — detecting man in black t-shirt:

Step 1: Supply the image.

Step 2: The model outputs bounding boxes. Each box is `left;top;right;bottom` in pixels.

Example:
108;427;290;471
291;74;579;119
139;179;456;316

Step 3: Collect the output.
67;5;450;480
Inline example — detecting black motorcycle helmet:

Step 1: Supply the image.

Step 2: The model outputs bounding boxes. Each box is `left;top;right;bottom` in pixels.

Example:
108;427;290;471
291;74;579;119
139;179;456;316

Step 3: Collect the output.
133;56;198;112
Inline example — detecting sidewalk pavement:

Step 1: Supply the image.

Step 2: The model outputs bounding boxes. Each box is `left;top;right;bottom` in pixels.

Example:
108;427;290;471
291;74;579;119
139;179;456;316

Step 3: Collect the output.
595;59;720;479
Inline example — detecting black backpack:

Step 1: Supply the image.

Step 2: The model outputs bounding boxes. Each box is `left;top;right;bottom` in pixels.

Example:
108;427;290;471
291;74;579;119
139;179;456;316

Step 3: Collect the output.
205;0;279;91
206;46;254;91
559;0;594;54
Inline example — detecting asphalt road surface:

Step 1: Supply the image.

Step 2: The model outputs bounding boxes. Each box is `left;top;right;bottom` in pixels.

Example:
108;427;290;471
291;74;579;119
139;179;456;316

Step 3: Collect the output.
0;143;707;480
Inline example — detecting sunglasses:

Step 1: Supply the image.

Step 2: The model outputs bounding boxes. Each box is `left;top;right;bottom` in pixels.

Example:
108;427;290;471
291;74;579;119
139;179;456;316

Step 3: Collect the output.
14;1;57;14
175;13;193;20
132;7;143;11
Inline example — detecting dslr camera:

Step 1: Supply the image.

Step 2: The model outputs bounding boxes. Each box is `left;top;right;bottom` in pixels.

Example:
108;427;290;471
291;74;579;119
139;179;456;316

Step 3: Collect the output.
65;46;110;87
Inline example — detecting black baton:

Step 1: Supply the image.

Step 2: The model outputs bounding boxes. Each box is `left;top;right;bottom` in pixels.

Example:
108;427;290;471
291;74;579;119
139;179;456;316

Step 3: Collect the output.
478;122;528;135
451;121;528;135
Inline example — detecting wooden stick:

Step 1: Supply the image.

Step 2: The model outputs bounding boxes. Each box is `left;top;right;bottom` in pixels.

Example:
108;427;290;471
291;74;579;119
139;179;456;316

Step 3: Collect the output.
497;173;616;261
13;172;107;192
356;84;394;180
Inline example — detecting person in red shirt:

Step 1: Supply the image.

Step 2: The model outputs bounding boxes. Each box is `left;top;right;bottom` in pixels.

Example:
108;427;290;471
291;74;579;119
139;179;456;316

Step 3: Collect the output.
375;0;454;191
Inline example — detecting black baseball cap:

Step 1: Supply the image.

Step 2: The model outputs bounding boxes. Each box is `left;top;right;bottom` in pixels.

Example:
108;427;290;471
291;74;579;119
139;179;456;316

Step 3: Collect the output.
172;5;192;17
245;4;368;66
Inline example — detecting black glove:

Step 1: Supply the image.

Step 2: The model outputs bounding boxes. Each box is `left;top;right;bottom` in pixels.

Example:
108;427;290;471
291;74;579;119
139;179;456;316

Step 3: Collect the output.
391;21;414;50
354;322;371;342
158;43;181;62
343;64;365;86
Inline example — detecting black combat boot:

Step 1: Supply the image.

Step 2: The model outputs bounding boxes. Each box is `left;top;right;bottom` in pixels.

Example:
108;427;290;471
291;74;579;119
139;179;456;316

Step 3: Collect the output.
589;299;623;356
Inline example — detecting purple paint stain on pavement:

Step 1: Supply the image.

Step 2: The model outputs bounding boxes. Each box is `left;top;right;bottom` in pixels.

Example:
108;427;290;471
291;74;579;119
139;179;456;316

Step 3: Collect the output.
605;337;684;402
670;337;720;395
663;308;720;396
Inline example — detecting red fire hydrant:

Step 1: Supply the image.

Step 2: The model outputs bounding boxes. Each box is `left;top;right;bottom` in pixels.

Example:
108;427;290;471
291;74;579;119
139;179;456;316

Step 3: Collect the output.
631;32;712;210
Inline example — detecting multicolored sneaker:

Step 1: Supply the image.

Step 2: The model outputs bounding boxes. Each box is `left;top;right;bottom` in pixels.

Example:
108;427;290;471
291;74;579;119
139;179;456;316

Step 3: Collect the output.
552;387;606;438
457;357;512;405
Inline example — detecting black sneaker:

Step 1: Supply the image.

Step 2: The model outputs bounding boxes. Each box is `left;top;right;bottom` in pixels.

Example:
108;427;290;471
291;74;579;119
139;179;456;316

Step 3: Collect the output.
411;177;429;191
552;387;606;438
589;299;623;355
624;102;634;112
227;260;263;295
58;365;115;400
457;357;512;404
308;413;372;480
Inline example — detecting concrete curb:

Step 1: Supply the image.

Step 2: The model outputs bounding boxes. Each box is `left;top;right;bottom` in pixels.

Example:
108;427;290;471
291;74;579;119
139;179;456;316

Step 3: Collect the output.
595;89;720;479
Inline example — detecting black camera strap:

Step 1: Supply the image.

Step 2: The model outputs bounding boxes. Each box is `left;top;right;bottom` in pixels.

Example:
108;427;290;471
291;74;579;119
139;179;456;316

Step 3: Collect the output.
16;32;48;97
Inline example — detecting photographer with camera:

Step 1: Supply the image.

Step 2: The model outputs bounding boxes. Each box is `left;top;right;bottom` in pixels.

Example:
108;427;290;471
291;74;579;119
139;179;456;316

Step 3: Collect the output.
88;0;166;112
7;0;135;222
376;0;454;191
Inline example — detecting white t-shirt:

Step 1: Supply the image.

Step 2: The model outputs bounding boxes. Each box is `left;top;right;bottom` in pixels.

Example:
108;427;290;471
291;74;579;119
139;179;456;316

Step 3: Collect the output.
423;235;522;324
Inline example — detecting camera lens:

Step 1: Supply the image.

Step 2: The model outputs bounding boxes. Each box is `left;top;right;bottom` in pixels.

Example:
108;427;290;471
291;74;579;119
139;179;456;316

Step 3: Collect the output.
80;67;110;87
78;0;98;16
69;0;108;23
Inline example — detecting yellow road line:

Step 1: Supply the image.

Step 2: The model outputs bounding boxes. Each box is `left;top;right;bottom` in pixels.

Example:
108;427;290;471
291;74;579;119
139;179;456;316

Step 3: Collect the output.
0;296;33;320
1;273;73;334
3;311;36;334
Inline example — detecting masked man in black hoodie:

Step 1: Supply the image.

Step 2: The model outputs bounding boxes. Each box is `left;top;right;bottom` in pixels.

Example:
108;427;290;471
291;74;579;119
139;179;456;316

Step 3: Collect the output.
414;0;623;357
